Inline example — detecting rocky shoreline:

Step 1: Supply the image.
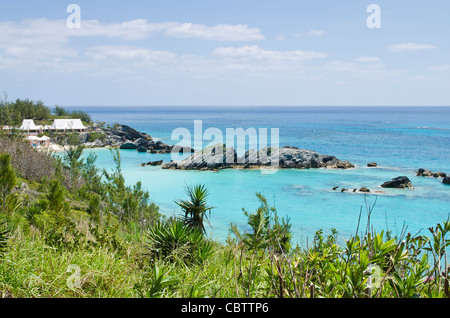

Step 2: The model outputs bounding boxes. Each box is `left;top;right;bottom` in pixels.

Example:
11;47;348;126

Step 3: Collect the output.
80;124;194;154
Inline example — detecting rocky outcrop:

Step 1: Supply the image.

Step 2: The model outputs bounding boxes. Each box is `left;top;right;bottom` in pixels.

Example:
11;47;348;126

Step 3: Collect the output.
381;176;413;189
147;160;163;166
367;162;378;167
120;142;138;150
417;168;446;178
82;124;195;154
162;145;354;171
443;176;450;185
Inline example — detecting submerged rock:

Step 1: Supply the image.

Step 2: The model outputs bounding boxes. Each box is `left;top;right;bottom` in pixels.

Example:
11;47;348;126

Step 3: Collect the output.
381;176;413;189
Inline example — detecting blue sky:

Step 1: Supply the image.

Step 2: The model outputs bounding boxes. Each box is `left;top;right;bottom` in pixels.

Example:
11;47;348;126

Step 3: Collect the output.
0;0;449;106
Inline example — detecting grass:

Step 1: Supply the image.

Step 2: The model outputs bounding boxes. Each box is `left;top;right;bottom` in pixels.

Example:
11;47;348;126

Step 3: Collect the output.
0;228;143;298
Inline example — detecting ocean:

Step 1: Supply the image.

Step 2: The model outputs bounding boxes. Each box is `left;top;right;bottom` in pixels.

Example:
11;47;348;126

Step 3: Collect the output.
67;106;450;245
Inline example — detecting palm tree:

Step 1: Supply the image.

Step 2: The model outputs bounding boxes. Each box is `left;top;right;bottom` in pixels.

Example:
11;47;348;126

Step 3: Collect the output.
175;184;214;234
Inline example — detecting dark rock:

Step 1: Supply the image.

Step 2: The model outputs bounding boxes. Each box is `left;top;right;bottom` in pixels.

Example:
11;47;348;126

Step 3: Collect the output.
120;142;138;150
332;186;339;190
381;176;413;189
367;162;377;167
137;146;147;152
146;160;163;166
341;188;348;192
359;187;370;193
443;176;450;185
417;168;433;177
134;137;151;148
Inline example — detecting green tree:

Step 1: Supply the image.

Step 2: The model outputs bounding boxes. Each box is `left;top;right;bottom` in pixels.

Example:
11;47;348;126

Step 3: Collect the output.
47;180;66;213
0;153;17;213
175;184;214;234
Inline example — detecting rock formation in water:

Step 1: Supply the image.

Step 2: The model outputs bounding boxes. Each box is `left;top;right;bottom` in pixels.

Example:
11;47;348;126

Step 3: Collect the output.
162;144;354;171
381;176;413;189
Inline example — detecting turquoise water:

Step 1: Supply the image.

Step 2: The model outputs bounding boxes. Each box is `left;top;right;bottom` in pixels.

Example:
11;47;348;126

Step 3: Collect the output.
70;106;450;245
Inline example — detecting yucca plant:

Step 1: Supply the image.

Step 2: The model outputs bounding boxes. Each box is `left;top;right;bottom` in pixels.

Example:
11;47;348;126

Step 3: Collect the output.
175;184;214;234
144;218;214;265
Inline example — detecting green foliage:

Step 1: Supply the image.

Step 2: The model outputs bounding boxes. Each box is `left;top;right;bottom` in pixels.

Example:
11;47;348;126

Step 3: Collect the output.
66;133;82;146
175;184;214;234
144;218;215;265
0;153;20;215
53;106;92;124
135;262;178;298
87;132;106;143
232;193;292;254
102;149;160;226
0;97;51;125
0;217;9;259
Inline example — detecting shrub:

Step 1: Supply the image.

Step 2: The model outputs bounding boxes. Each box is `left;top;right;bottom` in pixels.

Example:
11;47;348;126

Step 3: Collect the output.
144;218;215;265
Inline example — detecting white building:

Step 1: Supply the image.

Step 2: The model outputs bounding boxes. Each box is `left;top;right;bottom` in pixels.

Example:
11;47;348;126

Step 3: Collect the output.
17;118;88;134
26;135;51;147
49;119;87;132
19;119;43;135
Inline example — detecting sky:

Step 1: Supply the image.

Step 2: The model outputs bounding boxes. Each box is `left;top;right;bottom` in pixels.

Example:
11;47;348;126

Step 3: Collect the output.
0;0;449;106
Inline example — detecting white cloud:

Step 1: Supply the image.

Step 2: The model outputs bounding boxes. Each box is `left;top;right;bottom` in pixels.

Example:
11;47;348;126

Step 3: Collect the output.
212;45;327;61
0;18;265;73
428;64;450;71
389;42;438;53
164;23;265;41
293;30;325;38
0;18;264;43
307;30;325;36
355;56;381;63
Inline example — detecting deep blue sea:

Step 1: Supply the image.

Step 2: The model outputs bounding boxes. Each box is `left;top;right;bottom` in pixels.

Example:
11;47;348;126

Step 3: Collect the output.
66;106;450;245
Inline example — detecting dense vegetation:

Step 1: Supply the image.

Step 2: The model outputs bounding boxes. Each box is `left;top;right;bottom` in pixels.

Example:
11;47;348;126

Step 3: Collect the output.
0;133;449;299
0;94;92;126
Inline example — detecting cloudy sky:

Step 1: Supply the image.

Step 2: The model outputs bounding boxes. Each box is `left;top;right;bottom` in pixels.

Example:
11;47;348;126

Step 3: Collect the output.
0;0;449;106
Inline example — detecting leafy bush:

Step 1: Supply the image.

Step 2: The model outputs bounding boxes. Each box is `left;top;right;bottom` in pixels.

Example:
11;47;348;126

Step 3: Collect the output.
144;218;215;265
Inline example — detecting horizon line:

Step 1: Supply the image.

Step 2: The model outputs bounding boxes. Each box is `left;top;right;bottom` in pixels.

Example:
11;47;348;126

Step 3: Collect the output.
60;104;450;108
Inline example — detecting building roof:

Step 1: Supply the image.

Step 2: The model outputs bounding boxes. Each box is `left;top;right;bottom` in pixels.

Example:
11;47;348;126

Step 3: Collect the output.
51;119;86;130
26;135;50;141
19;119;42;131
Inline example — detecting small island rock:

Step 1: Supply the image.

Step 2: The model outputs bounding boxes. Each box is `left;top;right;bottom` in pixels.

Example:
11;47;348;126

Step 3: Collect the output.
381;176;413;189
